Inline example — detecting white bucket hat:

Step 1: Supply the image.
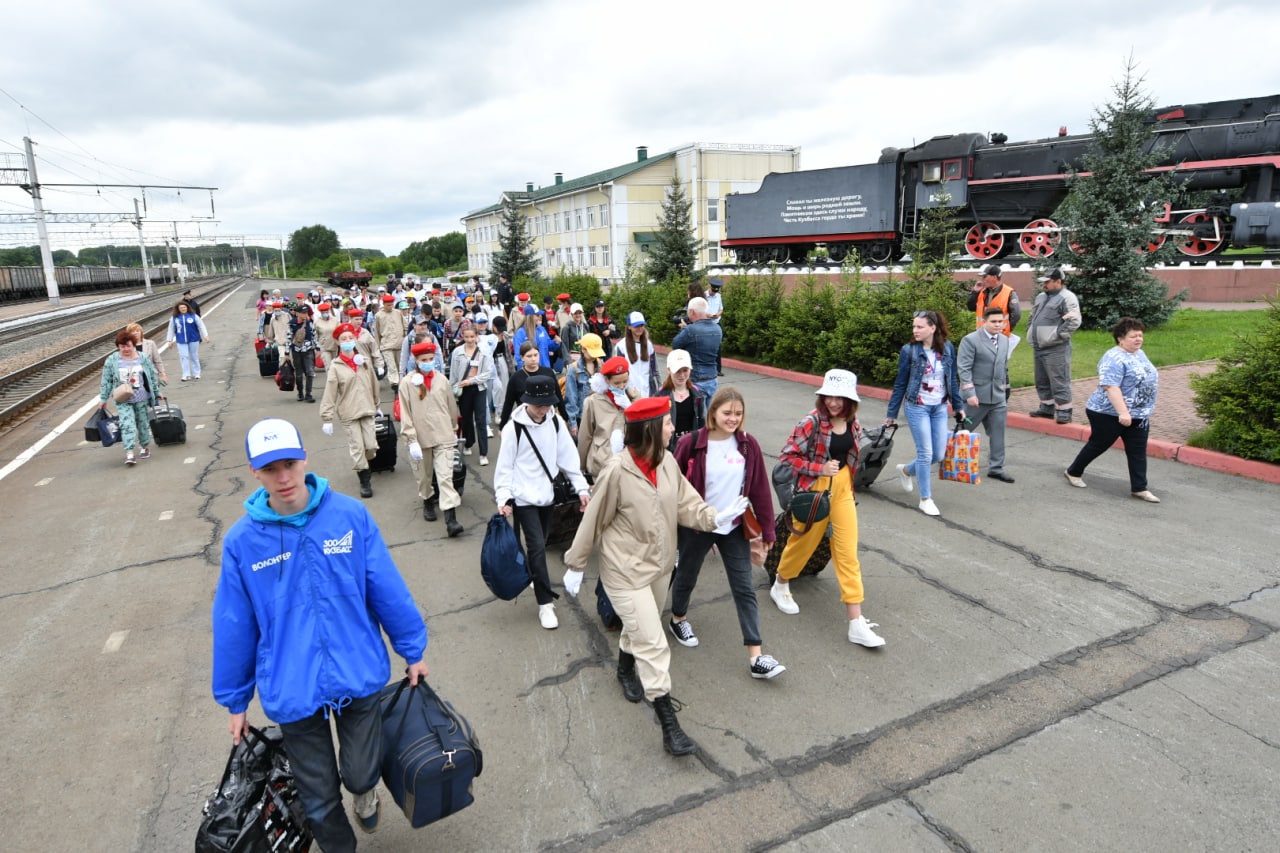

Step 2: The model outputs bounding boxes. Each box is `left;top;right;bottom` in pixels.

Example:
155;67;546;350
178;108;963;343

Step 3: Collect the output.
815;369;860;402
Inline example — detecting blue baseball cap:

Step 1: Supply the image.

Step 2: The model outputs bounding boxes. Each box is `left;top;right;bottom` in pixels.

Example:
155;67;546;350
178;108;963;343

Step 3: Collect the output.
245;418;306;469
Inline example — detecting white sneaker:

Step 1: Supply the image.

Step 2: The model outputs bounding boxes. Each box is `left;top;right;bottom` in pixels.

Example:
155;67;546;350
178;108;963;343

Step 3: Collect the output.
848;616;886;648
896;463;913;493
463;446;473;456
769;581;799;615
479;456;489;466
485;426;492;438
918;499;940;516
538;603;558;629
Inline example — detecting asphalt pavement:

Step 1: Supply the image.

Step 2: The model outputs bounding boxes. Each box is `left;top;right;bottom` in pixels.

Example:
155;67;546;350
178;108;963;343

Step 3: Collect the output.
0;281;1276;852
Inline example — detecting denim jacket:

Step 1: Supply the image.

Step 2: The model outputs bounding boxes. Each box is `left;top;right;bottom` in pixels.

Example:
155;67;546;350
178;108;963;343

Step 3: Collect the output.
886;340;962;419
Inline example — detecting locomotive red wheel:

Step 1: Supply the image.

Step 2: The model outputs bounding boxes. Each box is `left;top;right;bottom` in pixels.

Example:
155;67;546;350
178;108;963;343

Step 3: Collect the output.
1145;233;1167;253
1019;219;1061;257
965;223;1004;260
1175;213;1225;256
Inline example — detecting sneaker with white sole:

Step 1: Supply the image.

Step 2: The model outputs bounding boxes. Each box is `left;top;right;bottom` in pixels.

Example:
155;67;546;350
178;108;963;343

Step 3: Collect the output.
538;603;558;629
1063;471;1087;488
485;426;492;438
769;581;799;615
918;498;940;516
668;618;699;648
353;789;379;833
463;446;473;456
896;463;913;493
750;654;786;679
124;452;137;466
848;616;886;648
479;455;489;466
137;447;151;460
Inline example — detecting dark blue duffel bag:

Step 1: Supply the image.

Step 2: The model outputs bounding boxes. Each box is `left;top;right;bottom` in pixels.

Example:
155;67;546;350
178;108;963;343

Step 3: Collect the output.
480;513;528;601
379;678;482;829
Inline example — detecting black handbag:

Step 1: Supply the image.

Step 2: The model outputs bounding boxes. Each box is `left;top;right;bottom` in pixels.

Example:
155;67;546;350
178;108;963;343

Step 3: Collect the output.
514;418;579;505
379;678;483;828
788;488;831;536
194;726;312;853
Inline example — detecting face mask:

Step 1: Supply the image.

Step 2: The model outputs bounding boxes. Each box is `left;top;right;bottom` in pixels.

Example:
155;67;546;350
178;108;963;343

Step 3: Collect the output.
417;361;434;373
339;341;356;353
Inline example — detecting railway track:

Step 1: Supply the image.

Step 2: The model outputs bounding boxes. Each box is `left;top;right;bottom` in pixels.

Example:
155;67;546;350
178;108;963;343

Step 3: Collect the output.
0;277;245;432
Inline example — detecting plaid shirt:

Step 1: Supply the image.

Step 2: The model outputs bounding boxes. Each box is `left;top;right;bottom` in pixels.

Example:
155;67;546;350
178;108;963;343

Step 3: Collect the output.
779;411;861;492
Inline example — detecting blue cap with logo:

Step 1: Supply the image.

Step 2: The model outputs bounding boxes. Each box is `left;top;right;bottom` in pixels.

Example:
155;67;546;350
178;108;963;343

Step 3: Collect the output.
245;418;306;469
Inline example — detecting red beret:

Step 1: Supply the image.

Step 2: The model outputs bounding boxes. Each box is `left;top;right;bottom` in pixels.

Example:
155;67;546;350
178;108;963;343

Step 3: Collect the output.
295;293;306;299
333;323;356;340
346;308;364;318
557;293;571;301
317;302;331;312
625;396;670;423
516;292;530;302
381;293;395;303
410;341;437;355
272;301;284;308
431;289;441;295
601;355;630;377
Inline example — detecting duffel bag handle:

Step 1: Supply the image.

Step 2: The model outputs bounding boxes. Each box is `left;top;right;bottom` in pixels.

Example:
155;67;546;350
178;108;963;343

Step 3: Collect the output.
384;677;454;745
214;725;275;798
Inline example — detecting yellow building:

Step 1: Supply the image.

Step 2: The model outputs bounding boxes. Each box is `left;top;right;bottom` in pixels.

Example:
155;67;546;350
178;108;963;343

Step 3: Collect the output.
461;142;801;283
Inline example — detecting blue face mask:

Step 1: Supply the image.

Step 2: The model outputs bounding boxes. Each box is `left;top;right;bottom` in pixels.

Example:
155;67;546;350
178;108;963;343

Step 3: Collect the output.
339;341;356;353
417;361;434;373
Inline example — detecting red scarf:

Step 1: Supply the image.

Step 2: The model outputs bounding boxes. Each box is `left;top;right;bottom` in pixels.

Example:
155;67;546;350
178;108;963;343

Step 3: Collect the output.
339;353;358;371
630;449;658;487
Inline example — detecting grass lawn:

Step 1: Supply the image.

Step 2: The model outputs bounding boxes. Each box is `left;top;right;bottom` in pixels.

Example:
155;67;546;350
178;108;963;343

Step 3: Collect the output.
1007;307;1268;387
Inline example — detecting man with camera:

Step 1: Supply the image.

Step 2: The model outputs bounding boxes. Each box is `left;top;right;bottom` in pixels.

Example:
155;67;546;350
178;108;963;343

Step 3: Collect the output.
673;296;723;399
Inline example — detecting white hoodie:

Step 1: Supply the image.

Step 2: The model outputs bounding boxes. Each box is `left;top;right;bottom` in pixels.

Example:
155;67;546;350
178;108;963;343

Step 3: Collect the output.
494;404;590;508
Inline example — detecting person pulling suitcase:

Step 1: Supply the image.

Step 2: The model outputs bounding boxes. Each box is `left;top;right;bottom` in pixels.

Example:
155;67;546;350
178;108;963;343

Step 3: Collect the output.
320;323;382;498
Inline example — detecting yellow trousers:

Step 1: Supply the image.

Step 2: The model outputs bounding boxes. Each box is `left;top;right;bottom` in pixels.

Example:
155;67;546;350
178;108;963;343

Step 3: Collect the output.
776;468;863;604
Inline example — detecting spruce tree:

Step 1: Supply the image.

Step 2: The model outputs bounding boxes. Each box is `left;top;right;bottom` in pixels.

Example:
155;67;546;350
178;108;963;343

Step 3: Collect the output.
646;176;701;282
491;196;539;282
1057;59;1185;329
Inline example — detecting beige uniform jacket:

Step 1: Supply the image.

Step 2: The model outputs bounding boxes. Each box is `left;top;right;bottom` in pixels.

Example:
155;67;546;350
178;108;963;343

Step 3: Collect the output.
319;356;379;424
374;309;407;351
564;450;718;589
314;313;339;356
577;389;639;477
397;374;459;449
354;328;386;373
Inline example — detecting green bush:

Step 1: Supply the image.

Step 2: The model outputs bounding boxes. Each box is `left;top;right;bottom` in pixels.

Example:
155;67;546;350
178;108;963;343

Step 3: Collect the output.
721;272;784;359
604;274;690;346
1188;302;1280;463
768;274;840;372
513;271;603;318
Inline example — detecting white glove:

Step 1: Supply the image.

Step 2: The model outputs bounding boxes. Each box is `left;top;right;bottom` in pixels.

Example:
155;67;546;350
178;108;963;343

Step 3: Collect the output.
563;570;584;598
408;441;423;461
714;495;751;529
322;422;334;436
376;407;384;418
609;428;625;454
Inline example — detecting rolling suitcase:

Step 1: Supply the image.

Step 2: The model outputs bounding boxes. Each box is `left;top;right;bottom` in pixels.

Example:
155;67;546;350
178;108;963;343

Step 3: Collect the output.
149;397;187;445
853;423;896;491
370;413;398;472
258;345;279;378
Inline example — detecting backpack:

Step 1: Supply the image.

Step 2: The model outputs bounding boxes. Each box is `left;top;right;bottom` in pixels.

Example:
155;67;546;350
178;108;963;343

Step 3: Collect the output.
771;414;819;512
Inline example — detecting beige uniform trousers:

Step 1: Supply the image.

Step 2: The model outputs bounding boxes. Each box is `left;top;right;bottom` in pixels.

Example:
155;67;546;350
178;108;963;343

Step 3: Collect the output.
603;569;674;701
342;416;377;471
409;442;461;509
381;349;401;386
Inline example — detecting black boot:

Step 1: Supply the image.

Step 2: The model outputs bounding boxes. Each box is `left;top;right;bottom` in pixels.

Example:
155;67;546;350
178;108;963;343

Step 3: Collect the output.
616;651;644;703
1030;403;1054;418
358;469;373;498
1055;407;1073;424
423;497;438;522
444;507;463;537
652;694;697;756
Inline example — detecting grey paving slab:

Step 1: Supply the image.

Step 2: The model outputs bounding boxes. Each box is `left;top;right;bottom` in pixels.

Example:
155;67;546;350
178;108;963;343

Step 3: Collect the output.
774;798;957;852
911;633;1280;853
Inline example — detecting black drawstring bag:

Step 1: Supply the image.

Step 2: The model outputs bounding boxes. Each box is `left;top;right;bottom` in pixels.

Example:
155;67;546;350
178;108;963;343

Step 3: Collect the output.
194;725;312;853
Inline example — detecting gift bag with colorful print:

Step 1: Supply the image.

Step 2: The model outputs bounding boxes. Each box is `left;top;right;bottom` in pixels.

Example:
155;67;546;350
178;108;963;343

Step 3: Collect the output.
939;429;981;485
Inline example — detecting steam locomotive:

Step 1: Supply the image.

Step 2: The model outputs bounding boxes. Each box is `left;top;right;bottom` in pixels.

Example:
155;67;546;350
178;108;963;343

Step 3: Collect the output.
723;94;1280;265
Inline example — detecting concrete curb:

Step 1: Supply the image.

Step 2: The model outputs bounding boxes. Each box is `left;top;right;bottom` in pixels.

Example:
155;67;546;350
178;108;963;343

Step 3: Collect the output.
665;348;1280;485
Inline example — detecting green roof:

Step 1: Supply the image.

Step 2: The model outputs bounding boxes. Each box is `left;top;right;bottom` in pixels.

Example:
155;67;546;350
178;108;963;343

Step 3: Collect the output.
464;150;676;218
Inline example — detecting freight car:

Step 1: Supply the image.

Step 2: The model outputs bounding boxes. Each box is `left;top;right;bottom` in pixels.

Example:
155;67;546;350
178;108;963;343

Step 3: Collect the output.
723;94;1280;265
0;265;170;302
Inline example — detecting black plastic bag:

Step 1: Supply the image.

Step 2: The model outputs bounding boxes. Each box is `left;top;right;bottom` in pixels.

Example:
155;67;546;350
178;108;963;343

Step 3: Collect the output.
195;726;312;853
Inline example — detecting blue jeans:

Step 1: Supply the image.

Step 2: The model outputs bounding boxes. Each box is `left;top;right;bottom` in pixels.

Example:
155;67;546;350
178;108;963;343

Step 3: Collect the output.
670;528;760;646
695;376;717;400
904;401;948;499
279;691;383;853
177;341;201;378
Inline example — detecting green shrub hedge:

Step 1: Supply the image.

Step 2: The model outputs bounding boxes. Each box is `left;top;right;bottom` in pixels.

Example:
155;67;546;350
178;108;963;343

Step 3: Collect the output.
1189;301;1280;463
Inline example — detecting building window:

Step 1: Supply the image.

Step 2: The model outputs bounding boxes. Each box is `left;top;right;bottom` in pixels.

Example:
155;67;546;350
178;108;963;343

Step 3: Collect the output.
588;207;596;228
602;244;610;267
707;242;719;263
576;209;584;230
707;199;718;222
577;246;585;268
600;204;609;227
588;245;597;267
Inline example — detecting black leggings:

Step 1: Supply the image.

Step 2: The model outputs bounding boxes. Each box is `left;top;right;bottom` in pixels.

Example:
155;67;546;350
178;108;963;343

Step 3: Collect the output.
458;385;488;455
513;504;557;605
1067;409;1150;492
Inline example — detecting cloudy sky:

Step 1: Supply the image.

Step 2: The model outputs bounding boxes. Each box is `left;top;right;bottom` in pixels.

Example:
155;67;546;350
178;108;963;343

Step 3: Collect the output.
2;0;1277;258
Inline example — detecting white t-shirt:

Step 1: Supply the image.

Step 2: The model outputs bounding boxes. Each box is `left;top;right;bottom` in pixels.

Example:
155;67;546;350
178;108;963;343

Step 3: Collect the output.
616;340;653;396
704;436;746;534
917;349;945;406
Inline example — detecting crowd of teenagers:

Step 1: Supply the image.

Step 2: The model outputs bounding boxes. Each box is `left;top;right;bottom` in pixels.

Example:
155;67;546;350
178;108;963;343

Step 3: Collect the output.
205;268;1162;848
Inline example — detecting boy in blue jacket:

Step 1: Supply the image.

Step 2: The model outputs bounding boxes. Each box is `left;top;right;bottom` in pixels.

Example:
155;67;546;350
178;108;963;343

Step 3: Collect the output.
212;418;428;851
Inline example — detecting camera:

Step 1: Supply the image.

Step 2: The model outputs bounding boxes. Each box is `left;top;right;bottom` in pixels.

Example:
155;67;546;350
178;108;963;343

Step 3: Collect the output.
672;308;689;329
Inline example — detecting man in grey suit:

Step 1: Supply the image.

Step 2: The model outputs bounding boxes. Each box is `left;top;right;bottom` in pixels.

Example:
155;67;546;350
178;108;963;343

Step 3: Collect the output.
957;306;1014;483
